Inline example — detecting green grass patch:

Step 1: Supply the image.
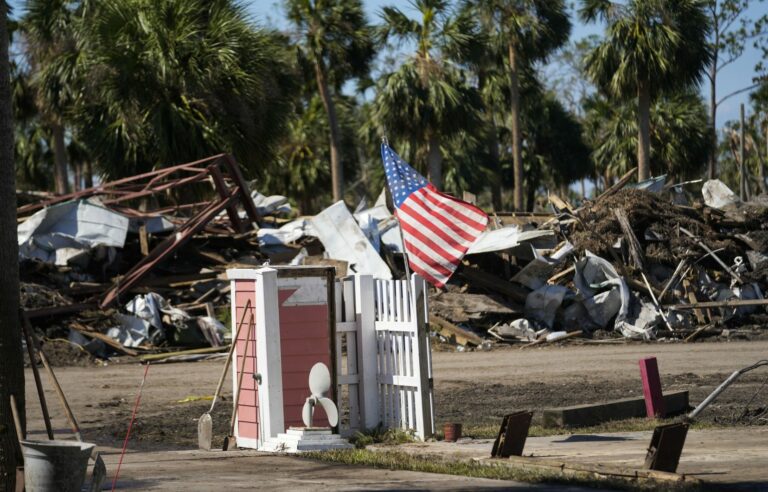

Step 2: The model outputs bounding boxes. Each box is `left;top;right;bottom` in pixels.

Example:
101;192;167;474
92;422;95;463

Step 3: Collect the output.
349;426;416;448
303;449;699;491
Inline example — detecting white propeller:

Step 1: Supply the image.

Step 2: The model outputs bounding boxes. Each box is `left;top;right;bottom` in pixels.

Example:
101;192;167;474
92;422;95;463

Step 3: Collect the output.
301;362;339;428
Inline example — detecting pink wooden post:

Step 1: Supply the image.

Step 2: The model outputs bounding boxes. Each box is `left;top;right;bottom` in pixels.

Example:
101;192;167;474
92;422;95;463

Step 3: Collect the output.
639;357;665;418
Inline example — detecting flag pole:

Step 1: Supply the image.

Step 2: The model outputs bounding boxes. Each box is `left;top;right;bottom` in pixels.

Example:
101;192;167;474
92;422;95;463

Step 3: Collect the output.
395;214;417;317
382;136;416;315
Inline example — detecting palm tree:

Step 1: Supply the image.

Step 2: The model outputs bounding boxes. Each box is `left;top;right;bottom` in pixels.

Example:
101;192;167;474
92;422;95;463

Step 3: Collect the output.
72;0;298;179
20;0;80;194
0;3;24;490
584;90;710;184
285;0;375;203
371;0;481;189
466;0;570;211
580;0;712;181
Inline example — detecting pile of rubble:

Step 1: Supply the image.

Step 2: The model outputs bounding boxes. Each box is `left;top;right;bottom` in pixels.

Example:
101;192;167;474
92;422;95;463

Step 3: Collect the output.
455;176;768;347
18;155;768;360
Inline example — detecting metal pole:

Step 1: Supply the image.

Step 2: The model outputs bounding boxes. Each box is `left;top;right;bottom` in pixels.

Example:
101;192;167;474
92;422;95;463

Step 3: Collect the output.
740;103;746;201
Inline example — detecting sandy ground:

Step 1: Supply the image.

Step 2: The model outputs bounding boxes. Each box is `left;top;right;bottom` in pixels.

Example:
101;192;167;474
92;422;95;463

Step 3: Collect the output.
433;341;768;427
19;341;768;488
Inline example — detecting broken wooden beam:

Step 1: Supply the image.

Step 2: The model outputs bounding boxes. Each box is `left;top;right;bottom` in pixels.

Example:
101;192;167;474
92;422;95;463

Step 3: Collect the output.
542;391;689;428
459;266;529;304
429;314;484;346
592;167;637;203
614;208;645;271
664;298;768;310
69;322;139;357
25;303;97;320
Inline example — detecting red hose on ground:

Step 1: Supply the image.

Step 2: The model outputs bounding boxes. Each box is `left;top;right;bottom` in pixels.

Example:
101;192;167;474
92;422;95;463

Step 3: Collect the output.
112;363;151;491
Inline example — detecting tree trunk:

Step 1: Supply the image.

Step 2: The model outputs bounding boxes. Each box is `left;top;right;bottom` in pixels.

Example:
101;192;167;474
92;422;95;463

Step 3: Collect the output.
740;103;746;201
489;126;502;210
0;4;24;490
754;122;767;195
83;160;93;189
708;63;717;180
426;135;443;189
52;123;69;194
508;44;524;211
525;178;536;212
73;161;81;191
314;59;343;203
763;123;768;193
637;82;651;181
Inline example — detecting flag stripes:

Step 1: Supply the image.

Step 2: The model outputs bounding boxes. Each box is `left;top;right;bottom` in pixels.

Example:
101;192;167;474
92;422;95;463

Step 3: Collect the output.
381;143;488;287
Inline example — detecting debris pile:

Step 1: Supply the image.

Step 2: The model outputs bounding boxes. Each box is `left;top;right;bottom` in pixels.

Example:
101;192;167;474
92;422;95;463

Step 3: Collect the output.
457;177;768;347
17;155;768;360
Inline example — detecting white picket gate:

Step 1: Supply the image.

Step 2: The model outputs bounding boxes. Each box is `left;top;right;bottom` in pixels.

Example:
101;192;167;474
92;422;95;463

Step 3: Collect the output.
334;274;434;440
333;275;361;436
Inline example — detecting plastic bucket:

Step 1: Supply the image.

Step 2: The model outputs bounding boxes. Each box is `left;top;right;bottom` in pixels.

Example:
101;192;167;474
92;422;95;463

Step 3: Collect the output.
21;440;95;492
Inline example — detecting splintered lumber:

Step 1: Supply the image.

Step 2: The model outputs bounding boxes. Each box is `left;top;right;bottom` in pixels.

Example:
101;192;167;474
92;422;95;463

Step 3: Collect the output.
547;265;575;285
459;266;529;303
684;325;712;343
679;227;742;284
548;193;574;214
682;279;708;324
614;208;645;270
429;315;484;346
69;322;139;357
591;167;637;204
664;298;768;310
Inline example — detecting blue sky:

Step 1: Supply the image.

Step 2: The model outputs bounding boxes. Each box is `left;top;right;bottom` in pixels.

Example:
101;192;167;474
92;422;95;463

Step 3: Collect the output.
250;0;766;129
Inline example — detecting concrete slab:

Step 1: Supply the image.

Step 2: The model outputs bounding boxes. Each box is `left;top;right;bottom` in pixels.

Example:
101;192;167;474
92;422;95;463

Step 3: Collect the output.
390;427;768;490
97;448;595;491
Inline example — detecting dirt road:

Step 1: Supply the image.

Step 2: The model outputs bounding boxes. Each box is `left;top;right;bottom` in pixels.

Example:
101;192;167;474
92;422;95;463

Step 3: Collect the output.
433;341;768;427
22;341;768;450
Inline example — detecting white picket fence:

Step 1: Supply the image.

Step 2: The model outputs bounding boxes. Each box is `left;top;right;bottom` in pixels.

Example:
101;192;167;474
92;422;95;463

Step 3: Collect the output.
334;274;434;440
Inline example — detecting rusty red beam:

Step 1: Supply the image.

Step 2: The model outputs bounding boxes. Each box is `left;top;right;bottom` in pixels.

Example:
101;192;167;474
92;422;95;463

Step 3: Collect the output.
101;191;241;307
18;154;228;215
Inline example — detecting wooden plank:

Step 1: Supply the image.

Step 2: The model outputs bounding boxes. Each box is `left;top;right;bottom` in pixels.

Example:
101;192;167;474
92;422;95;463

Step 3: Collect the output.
139;346;226;361
459;266;529;303
69;322;139;357
592;167;637;203
639;357;666;418
665;298;768;310
26;303;97;319
614;208;645;270
542;391;689;428
682;279;707;324
429;314;484;346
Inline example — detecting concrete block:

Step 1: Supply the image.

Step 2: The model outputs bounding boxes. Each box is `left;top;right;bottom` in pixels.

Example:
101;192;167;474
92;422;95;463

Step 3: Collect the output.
542;390;689;428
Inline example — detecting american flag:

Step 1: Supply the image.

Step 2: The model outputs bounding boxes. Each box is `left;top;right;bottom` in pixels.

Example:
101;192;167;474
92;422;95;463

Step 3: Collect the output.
381;143;488;287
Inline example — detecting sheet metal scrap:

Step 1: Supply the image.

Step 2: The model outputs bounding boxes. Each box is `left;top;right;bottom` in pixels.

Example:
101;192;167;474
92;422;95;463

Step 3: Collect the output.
17;154;261;307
